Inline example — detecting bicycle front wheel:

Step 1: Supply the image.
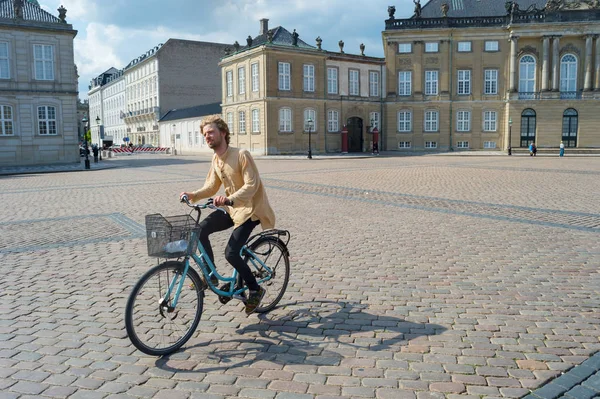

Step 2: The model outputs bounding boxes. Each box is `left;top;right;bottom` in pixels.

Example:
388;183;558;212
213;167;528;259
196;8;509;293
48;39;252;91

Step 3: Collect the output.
247;237;290;313
125;260;204;356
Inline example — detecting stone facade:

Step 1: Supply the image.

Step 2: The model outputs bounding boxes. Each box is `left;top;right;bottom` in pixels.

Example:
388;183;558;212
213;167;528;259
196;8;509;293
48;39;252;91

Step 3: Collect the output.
0;0;78;165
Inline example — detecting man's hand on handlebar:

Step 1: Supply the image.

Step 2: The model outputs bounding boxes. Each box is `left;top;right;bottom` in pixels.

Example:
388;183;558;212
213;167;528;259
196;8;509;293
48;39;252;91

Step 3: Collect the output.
213;196;233;207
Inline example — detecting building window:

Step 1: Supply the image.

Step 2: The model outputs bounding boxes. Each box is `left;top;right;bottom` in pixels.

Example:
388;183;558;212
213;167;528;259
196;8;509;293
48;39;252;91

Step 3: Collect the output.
398;71;412;96
398;141;411;149
304;109;316;131
560;54;577;93
369;112;379;131
327;67;338;94
238;111;246;134
33;44;54;80
398;110;412;132
425;70;438;95
251;63;259;92
425;110;438;132
398;43;412;53
562;108;578;147
457;70;471;95
38;106;57;135
425;42;439;52
519;55;536;94
327;110;339;132
195;131;200;145
252;109;260;133
278;62;290;91
188;132;193;147
483;111;497;132
425;141;438;148
457;41;471;52
483;141;497;149
520;108;536;147
0;105;13;135
238;66;246;94
457;111;470;132
349;69;359;95
484;41;499;52
484;69;498;95
0;42;9;79
226;70;233;97
303;64;315;92
227;112;234;134
457;141;469;148
279;107;292;132
369;71;379;97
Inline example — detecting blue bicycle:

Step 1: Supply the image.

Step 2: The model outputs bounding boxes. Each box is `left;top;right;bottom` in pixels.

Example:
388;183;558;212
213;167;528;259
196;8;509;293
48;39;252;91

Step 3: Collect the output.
125;197;291;356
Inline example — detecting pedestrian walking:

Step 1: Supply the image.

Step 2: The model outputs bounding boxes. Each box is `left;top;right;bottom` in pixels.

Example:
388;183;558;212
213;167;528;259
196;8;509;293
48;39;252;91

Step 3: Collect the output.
559;141;565;157
529;142;534;156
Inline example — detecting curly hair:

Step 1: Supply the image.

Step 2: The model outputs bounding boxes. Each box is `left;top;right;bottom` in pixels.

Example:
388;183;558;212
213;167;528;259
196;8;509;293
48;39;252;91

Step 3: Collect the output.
200;115;230;145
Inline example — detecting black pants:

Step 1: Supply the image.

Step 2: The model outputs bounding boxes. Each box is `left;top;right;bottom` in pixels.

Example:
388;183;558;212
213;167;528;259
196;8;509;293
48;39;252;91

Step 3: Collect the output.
197;211;260;291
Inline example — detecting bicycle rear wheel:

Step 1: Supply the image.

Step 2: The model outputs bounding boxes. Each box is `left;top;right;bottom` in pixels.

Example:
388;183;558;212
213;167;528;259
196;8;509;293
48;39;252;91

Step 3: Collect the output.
125;260;204;356
246;237;290;313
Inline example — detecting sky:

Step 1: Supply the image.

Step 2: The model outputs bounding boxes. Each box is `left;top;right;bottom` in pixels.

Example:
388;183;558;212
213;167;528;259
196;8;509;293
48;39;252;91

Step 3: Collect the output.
37;0;416;99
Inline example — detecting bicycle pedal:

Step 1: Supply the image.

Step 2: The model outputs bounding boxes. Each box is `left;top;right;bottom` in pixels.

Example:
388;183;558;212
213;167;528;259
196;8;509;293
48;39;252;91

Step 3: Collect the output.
233;294;247;303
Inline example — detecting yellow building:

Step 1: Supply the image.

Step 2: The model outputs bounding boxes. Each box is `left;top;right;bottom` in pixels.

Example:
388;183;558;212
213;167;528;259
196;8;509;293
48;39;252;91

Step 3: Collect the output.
383;0;600;152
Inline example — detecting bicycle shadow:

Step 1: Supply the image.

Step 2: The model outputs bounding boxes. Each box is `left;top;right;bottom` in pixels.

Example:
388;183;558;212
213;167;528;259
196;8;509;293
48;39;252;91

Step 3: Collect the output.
155;300;447;373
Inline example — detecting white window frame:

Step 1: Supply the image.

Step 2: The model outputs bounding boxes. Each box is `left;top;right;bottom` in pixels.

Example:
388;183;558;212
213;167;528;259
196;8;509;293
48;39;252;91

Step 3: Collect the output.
398;43;412;53
398;141;411;149
425;42;439;53
369;112;380;131
195;131;200;145
251;63;259;92
457;141;469;148
398;71;412;96
327;110;339;132
483;111;497;132
397;110;412;133
304;109;316;132
238;66;246;94
226;70;233;97
279;107;292;132
457;41;472;52
457;70;471;95
369;71;379;97
0;42;9;79
226;112;234;134
188;132;193;147
38;105;57;135
252;109;260;133
456;110;471;132
303;64;315;92
33;44;54;80
0;105;13;135
349;69;359;96
425;70;438;95
519;55;537;93
484;69;498;95
327;67;338;94
485;41;499;52
484;141;497;149
425;141;438;148
278;62;291;91
425;110;439;132
238;111;246;134
560;54;577;93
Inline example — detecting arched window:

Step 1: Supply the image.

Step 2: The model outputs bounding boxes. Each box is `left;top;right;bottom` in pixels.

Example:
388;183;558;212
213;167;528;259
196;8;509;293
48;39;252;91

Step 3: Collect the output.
279;107;292;132
562;108;578;148
560;54;577;97
520;108;536;147
519;55;536;98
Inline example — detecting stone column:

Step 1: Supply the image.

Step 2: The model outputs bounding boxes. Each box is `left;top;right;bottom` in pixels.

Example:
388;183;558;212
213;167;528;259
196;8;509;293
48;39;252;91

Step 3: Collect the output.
584;35;594;91
509;36;518;92
552;36;560;91
542;36;550;91
595;36;600;90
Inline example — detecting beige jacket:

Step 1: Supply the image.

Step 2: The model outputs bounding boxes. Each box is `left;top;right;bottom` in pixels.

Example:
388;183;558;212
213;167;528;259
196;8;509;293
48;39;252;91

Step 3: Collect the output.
191;147;275;230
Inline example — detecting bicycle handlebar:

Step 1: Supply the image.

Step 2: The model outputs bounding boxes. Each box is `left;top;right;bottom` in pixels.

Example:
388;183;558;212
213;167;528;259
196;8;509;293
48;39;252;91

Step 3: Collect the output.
180;195;232;213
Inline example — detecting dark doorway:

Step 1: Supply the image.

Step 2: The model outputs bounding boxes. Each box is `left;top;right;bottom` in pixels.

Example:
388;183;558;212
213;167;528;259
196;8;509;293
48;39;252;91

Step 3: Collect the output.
562;109;578;148
347;117;363;153
520;109;536;148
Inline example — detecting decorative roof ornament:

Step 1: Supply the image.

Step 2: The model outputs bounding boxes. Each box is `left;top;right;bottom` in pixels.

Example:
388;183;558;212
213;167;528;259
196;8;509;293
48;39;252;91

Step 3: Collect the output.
387;5;396;19
267;30;274;43
57;5;67;23
413;0;422;18
316;36;322;51
338;40;344;53
233;41;240;52
14;0;24;19
292;29;299;46
441;2;449;17
360;43;365;56
246;35;253;47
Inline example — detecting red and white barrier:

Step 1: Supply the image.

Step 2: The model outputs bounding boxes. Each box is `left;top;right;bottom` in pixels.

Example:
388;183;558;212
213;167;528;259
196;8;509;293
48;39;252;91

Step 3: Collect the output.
110;147;169;154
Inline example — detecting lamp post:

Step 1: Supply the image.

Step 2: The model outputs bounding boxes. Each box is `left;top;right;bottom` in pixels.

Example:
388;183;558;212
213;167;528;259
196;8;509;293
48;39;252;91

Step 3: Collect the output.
508;117;512;156
307;117;314;159
81;116;90;169
96;115;102;160
371;118;379;155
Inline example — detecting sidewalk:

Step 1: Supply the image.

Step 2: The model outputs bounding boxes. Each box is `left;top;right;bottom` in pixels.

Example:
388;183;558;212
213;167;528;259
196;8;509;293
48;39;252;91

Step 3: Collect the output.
0;159;118;176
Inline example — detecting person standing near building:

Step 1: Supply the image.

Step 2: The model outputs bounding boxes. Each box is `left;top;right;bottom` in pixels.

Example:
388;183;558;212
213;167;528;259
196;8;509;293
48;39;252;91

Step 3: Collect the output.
529;142;534;156
559;141;565;157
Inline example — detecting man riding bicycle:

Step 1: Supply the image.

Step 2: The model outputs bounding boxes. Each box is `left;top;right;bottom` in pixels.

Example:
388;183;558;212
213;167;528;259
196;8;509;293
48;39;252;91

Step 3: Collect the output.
180;115;275;314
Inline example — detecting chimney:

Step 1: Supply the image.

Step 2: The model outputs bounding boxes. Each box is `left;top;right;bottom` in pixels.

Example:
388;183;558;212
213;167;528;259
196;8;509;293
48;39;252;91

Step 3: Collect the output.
260;19;269;35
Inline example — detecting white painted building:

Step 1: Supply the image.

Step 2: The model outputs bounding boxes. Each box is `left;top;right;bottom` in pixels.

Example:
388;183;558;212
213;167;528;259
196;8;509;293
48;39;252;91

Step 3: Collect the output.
158;102;220;155
102;71;126;146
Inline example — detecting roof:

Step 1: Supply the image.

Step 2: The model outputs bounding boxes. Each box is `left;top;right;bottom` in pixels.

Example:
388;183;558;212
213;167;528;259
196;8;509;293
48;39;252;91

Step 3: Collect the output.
124;43;163;70
160;103;222;122
419;0;546;18
0;0;63;23
226;26;315;57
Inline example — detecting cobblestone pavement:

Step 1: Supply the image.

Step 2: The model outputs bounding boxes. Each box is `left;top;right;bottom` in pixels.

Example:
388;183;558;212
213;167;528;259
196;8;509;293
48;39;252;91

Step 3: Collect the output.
0;154;599;399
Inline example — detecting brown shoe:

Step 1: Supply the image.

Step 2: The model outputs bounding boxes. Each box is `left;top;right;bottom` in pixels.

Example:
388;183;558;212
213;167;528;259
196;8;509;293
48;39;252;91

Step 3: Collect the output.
244;287;265;315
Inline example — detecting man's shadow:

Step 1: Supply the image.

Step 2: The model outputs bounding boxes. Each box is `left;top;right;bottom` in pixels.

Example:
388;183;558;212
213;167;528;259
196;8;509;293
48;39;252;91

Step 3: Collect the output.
156;300;446;373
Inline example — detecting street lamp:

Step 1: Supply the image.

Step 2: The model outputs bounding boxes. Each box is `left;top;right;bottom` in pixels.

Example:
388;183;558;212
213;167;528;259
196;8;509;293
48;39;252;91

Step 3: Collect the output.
96;115;102;160
508;117;512;156
81;116;90;169
307;117;314;159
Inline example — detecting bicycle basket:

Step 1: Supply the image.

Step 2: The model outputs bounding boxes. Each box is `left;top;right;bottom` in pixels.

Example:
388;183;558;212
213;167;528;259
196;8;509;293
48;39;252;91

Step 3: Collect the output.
145;214;199;258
